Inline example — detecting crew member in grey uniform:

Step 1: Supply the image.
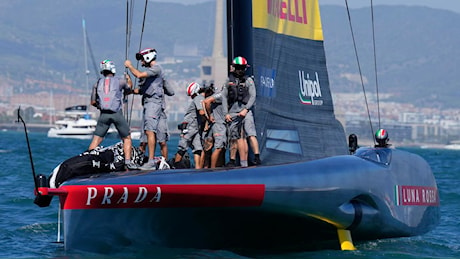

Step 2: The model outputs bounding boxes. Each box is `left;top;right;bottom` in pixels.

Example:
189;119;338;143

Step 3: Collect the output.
124;48;166;170
88;59;137;170
202;85;227;168
139;75;175;161
221;56;261;167
173;82;206;169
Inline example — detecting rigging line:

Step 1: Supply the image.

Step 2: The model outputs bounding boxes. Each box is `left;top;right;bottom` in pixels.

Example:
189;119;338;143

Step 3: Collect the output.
124;0;131;122
125;0;135;125
125;0;129;63
138;0;149;54
344;0;375;142
85;34;99;80
227;0;234;65
82;18;90;104
82;19;98;114
370;0;381;129
128;0;149;127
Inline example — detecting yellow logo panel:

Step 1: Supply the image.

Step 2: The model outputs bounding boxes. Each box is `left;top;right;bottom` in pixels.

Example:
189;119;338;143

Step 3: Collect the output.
252;0;324;41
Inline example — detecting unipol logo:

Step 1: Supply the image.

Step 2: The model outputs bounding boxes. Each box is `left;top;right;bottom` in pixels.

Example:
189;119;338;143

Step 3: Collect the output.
298;70;323;105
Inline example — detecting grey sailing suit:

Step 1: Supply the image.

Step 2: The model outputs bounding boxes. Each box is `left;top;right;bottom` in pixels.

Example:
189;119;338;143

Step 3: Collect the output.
177;94;205;154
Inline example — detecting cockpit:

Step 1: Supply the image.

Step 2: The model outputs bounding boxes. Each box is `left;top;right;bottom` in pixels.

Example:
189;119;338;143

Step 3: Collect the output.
354;147;392;165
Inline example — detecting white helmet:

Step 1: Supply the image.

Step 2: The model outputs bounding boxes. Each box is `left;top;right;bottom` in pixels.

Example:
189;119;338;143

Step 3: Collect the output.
136;48;157;63
100;59;116;74
186;82;200;96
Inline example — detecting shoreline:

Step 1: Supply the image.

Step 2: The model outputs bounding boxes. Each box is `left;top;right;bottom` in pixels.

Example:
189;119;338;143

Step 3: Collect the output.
2;123;458;150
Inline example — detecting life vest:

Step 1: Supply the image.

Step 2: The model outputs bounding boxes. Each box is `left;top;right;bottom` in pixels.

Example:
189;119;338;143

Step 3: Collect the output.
97;77;122;112
227;74;250;106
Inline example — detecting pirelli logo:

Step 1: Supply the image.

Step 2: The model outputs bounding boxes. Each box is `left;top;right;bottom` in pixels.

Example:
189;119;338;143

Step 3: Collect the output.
253;0;324;40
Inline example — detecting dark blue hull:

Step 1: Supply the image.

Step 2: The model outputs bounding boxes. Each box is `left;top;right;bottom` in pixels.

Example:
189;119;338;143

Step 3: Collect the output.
57;148;439;252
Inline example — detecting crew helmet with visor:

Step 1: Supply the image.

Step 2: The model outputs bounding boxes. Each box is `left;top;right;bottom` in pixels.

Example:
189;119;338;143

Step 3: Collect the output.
100;59;116;74
136;48;157;63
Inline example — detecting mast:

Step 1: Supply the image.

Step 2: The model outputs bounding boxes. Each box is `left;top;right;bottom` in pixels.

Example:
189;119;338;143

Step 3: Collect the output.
82;18;91;116
226;0;253;75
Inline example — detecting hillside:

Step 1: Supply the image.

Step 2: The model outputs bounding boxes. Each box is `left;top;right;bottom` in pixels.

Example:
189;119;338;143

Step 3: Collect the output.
321;5;460;109
0;1;459;109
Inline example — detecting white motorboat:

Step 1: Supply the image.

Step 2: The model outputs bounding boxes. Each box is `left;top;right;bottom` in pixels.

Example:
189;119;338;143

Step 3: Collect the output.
445;143;460;150
47;105;116;139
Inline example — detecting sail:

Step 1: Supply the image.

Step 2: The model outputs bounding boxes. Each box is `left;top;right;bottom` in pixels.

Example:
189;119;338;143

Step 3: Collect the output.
228;0;348;165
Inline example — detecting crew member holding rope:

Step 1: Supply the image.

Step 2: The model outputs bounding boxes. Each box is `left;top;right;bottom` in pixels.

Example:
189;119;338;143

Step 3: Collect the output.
221;56;261;167
124;48;166;170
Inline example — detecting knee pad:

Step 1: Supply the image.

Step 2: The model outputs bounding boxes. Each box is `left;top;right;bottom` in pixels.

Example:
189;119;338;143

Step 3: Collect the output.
177;149;186;157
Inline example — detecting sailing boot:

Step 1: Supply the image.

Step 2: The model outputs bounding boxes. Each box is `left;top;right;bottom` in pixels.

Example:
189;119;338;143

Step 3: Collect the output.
125;160;139;170
251;154;261;166
139;159;157;170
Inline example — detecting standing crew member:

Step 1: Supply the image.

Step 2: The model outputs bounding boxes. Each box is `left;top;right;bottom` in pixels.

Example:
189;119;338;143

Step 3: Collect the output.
202;86;227;168
88;59;137;170
139;76;175;160
222;56;261;167
125;48;166;170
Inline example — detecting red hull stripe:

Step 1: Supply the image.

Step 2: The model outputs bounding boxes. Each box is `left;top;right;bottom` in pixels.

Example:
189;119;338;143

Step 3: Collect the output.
60;184;266;210
396;185;439;206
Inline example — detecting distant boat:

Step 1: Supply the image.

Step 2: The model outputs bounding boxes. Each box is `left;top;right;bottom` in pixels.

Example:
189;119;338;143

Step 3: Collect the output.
130;127;142;140
33;0;439;254
445;143;460;150
47;105;116;139
47;19;117;140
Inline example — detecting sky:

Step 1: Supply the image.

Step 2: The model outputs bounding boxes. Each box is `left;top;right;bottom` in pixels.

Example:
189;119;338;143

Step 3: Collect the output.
153;0;460;14
319;0;460;14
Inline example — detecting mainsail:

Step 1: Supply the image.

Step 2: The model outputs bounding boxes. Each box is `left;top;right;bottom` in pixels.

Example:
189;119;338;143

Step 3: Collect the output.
228;0;348;165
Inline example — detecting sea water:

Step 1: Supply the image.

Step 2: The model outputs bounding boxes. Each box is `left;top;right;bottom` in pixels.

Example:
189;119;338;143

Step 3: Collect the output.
0;131;459;258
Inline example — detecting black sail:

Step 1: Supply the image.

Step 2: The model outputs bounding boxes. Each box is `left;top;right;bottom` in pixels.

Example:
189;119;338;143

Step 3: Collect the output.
228;0;348;165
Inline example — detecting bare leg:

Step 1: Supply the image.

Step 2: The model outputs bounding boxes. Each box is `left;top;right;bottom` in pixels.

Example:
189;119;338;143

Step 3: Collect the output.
216;147;226;167
174;153;182;163
139;142;147;153
229;140;237;160
199;150;207;168
237;137;248;162
202;137;213;168
122;135;132;160
88;135;104;150
248;136;260;154
211;148;222;168
159;141;168;159
145;130;156;160
194;153;202;169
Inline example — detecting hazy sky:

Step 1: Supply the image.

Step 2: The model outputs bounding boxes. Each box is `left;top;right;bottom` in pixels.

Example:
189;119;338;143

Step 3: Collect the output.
153;0;460;14
320;0;460;14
